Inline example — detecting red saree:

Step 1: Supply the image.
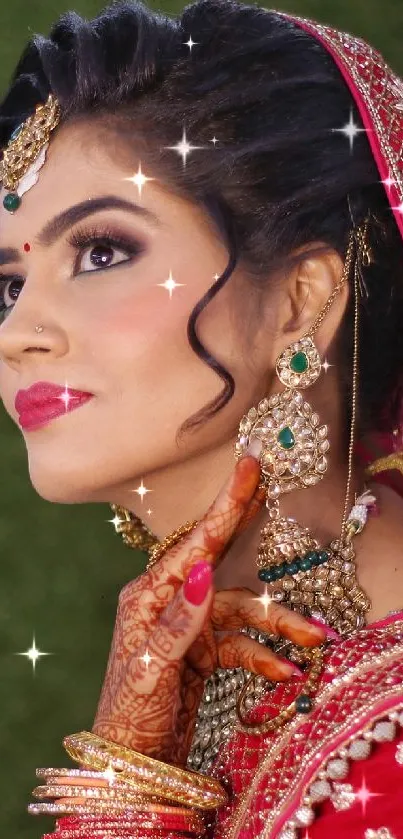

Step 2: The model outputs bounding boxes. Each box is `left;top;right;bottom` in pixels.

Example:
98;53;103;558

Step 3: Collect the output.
47;611;403;839
209;610;403;839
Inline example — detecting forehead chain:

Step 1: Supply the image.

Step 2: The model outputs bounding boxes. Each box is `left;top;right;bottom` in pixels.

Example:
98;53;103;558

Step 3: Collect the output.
0;94;60;213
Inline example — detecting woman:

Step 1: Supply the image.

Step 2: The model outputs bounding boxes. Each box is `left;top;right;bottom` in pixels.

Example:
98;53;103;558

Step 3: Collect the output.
0;0;402;836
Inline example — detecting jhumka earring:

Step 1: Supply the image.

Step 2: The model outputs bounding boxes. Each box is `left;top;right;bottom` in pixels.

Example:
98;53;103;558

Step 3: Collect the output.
234;220;374;641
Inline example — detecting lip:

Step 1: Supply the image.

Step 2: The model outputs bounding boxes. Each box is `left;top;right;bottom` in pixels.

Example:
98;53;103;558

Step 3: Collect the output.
15;381;94;431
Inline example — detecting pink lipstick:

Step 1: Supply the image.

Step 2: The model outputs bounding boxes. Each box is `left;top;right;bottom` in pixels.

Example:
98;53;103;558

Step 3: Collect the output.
15;381;94;431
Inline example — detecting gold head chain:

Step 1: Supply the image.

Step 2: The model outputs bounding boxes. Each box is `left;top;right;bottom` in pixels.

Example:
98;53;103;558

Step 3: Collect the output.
0;94;60;212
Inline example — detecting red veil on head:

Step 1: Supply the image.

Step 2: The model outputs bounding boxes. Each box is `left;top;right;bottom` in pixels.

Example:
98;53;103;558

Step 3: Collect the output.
274;11;403;495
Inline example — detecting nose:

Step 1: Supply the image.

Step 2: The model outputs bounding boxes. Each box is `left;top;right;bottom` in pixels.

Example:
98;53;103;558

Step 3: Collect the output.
0;306;68;371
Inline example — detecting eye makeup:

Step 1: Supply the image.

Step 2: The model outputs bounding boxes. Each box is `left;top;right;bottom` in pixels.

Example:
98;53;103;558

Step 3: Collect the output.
67;223;146;275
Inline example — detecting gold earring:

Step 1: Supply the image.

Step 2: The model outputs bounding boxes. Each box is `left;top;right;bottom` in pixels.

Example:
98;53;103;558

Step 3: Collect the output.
233;218;377;736
234;220;373;636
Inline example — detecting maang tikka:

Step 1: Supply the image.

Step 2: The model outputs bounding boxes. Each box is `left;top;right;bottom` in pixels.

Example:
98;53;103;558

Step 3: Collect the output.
0;94;60;212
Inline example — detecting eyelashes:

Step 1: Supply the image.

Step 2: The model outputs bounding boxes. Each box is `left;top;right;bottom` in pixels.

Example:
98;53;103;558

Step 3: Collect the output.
0;223;146;317
67;223;145;257
67;223;146;274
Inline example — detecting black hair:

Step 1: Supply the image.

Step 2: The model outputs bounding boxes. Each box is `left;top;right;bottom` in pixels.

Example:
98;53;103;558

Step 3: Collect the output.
1;0;402;445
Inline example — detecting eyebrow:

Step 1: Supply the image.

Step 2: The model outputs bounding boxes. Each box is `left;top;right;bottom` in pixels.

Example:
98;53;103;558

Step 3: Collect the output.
0;196;161;266
0;247;21;265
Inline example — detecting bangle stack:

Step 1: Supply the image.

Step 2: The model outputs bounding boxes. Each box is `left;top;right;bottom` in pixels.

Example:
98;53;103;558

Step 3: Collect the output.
29;730;228;838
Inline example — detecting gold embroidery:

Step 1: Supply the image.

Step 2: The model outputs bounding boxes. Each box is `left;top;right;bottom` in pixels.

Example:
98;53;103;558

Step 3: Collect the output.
330;782;356;811
220;625;403;839
365;829;396;839
366;453;403;477
395;743;403;765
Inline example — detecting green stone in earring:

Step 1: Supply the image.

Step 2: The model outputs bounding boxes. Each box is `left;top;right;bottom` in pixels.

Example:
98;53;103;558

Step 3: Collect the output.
290;350;309;374
3;193;21;213
277;426;295;450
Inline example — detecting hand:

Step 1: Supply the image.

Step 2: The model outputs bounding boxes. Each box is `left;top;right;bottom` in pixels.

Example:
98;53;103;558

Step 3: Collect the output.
54;451;328;804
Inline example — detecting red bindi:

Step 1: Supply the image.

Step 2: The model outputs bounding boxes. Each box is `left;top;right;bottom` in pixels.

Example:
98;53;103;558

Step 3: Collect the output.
23;242;31;252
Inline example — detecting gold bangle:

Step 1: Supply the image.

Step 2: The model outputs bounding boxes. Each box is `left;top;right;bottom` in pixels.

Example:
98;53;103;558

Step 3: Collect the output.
32;783;150;802
29;800;163;817
29;799;205;833
63;731;228;810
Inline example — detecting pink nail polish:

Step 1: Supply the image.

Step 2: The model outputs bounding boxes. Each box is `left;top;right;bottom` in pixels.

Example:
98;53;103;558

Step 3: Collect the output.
306;616;341;641
183;561;212;606
279;657;305;678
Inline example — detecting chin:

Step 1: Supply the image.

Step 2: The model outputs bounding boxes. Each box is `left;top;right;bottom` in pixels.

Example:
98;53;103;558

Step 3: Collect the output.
28;478;93;504
26;461;104;505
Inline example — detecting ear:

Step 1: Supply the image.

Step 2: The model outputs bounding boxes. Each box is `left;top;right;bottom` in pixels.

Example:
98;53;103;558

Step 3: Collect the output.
270;243;350;363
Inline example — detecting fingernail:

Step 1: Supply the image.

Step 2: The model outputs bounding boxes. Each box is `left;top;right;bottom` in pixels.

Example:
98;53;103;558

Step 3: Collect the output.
245;438;263;459
278;657;305;679
183;561;212;606
306;616;341;641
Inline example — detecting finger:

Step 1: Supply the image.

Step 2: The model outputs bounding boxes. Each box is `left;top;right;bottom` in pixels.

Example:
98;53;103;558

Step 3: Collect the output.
156;452;262;587
211;483;267;568
127;561;214;691
185;615;218;679
224;484;266;545
117;448;262;646
217;634;304;681
210;588;332;646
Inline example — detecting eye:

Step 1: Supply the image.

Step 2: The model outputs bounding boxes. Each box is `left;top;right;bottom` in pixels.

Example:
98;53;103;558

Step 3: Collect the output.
0;274;24;319
78;242;131;273
68;226;145;275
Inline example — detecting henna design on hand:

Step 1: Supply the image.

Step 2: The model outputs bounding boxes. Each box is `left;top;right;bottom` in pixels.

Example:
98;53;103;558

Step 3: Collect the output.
89;456;322;774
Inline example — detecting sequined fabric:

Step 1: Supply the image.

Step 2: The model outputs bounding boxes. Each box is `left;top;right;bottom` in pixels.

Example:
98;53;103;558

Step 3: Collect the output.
207;612;403;839
276;13;403;241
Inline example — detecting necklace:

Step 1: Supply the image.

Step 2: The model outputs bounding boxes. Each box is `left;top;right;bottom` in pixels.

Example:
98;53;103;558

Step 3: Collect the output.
110;488;375;773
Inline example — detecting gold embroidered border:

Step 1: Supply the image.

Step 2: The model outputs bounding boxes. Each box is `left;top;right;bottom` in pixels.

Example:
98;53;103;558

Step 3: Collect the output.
223;634;403;839
276;16;403;202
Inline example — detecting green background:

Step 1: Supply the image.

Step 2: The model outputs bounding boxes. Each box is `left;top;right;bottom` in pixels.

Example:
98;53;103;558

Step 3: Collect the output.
0;1;402;836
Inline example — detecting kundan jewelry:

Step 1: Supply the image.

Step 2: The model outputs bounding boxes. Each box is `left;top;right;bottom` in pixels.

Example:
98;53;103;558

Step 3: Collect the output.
108;213;378;769
0;94;60;212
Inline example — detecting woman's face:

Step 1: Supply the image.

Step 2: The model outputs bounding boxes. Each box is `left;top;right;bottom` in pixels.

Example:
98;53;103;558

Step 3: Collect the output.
0;121;278;507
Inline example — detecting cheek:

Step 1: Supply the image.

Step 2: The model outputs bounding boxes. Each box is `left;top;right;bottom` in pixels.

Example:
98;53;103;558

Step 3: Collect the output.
95;288;193;359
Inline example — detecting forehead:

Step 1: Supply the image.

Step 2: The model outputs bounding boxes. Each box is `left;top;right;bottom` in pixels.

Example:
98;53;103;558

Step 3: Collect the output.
0;119;218;247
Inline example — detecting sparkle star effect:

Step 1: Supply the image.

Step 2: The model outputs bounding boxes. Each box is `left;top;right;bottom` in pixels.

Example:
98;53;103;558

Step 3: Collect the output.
382;175;397;191
163;126;208;167
140;649;153;669
332;108;369;153
253;586;273;617
14;635;53;674
184;35;198;52
354;776;383;816
57;381;81;410
103;763;118;785
130;479;152;503
107;512;126;532
146;509;153;517
322;359;333;373
124;163;155;198
392;201;403;216
157;269;186;298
